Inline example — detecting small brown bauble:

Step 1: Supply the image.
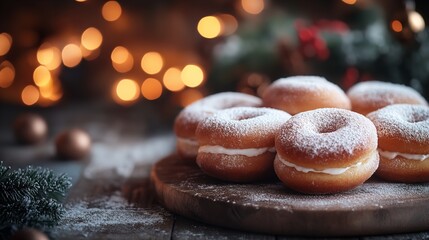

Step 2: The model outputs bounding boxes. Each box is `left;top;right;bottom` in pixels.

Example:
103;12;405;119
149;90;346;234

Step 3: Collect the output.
13;113;47;144
55;128;91;160
10;228;49;240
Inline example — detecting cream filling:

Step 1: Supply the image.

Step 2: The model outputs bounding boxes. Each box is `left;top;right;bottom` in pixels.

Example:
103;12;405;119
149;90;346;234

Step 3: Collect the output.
198;145;275;157
177;138;199;156
177;138;198;147
277;155;362;175
378;149;429;161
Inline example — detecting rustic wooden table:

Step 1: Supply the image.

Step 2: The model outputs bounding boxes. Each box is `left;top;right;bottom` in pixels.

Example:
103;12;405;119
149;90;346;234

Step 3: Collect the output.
1;103;428;240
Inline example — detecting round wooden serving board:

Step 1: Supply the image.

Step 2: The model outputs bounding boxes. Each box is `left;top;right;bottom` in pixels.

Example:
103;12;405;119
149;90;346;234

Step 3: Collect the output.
151;155;429;237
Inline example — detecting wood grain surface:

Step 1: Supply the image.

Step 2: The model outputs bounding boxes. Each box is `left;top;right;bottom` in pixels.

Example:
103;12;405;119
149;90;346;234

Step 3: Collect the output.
151;155;429;237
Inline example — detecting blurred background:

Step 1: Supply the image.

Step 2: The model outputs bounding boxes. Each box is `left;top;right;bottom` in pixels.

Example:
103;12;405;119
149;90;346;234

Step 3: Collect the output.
0;0;428;128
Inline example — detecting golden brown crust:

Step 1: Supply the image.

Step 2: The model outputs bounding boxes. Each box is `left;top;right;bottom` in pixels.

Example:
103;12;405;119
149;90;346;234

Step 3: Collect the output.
376;155;429;183
197;152;276;182
347;81;428;116
274;151;379;194
367;104;429;154
350;98;425;116
262;76;351;115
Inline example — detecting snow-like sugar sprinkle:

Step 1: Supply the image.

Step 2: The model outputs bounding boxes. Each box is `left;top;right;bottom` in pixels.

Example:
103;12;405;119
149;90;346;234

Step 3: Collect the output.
197;107;291;143
268;76;346;94
347;81;428;106
177;176;429;211
277;108;377;159
175;92;262;128
52;191;169;236
367;104;429;143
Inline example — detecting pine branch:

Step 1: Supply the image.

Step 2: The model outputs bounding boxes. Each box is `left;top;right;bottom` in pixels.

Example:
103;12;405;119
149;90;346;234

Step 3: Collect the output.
0;162;72;238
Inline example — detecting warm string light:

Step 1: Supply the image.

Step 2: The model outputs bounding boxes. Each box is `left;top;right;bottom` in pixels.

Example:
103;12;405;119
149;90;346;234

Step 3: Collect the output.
341;0;357;5
141;52;164;74
391;20;403;32
163;67;184;92
0;33;12;56
216;14;238;36
241;0;265;15
111;46;134;73
37;43;62;70
81;27;103;51
62;43;83;67
2;2;213;107
197;16;222;39
102;1;122;22
181;64;204;88
113;78;140;104
0;61;15;88
141;78;163;100
408;11;425;32
21;85;40;105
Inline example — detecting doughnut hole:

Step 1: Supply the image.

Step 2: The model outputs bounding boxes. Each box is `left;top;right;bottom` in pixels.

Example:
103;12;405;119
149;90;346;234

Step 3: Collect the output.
174;92;262;139
276;108;378;168
197;107;290;149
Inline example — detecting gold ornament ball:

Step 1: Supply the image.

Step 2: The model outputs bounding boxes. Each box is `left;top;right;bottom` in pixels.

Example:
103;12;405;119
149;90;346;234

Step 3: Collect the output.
10;228;49;240
55;128;91;160
13;113;48;144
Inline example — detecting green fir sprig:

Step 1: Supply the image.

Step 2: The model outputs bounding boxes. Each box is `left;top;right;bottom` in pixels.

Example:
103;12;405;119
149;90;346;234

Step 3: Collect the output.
0;162;72;238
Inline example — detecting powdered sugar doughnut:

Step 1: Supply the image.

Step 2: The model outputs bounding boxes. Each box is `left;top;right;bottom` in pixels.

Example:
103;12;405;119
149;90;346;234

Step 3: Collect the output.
174;92;262;160
196;107;291;182
274;108;379;194
347;81;427;115
367;104;429;183
262;76;351;115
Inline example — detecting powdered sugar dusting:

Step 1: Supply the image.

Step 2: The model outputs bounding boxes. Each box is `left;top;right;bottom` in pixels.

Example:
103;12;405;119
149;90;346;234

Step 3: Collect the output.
347;81;428;106
268;76;345;93
197;107;291;146
176;175;429;211
367;104;429;144
53;191;170;237
277;108;377;161
84;135;175;179
175;92;262;134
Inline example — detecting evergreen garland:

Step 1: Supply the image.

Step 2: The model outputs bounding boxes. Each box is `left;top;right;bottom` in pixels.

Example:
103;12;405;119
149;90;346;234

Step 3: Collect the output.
0;162;72;238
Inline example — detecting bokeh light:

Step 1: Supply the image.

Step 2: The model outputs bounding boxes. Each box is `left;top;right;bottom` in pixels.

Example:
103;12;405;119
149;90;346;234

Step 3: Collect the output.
163;67;184;92
141;78;163;100
62;43;82;67
391;20;403;32
102;1;122;22
141;52;164;74
179;89;204;107
197;16;222;39
33;66;51;87
408;11;425;32
114;79;140;103
0;33;12;56
181;64;204;88
81;27;103;51
0;61;15;88
341;0;357;5
111;46;134;73
21;85;40;105
241;0;265;15
217;14;238;36
37;43;61;70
